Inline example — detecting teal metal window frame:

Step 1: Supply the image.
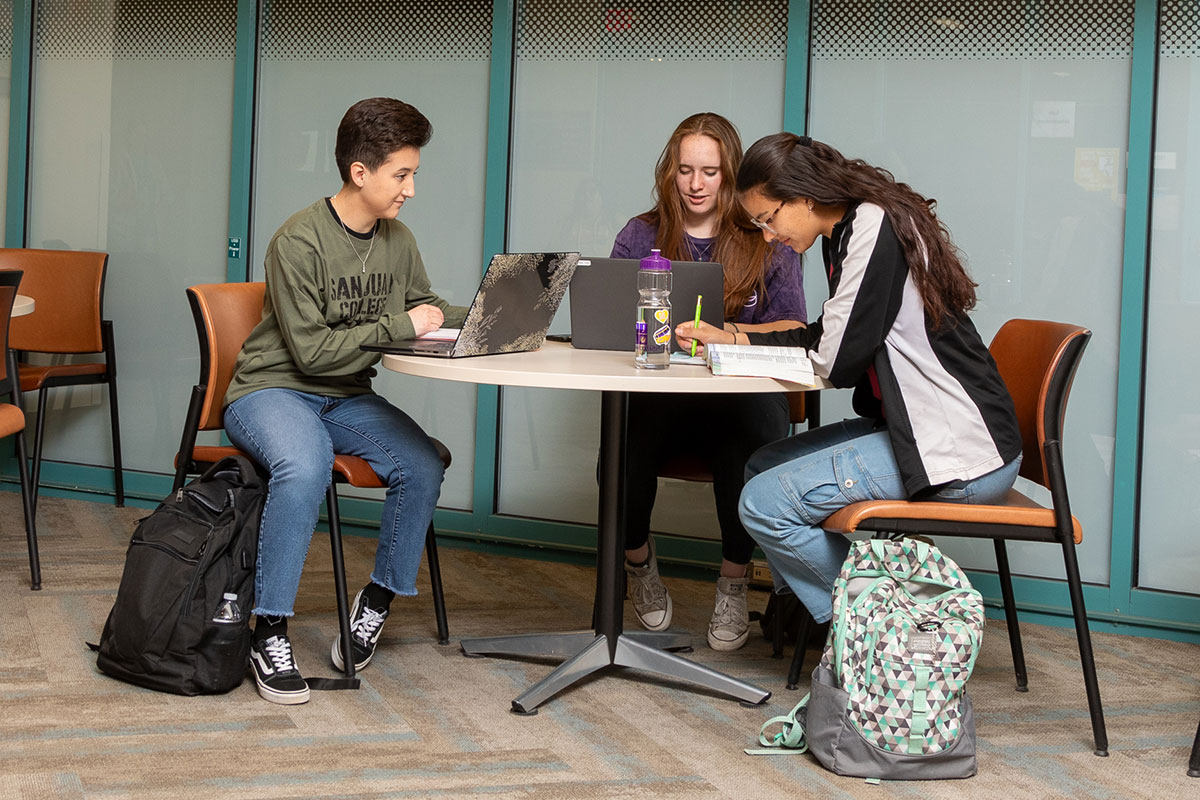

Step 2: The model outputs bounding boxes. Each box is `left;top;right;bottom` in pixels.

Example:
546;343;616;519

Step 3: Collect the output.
3;0;1195;642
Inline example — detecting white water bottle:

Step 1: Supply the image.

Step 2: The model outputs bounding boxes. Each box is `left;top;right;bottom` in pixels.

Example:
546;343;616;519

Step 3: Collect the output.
212;592;242;624
635;249;672;369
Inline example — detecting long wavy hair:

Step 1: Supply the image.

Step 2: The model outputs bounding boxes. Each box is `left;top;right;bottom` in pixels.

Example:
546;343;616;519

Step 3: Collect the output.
638;113;773;320
737;133;976;326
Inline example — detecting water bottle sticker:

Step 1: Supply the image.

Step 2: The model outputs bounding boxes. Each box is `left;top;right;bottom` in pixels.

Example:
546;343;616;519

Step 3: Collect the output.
653;324;671;345
635;321;647;348
654;309;669;324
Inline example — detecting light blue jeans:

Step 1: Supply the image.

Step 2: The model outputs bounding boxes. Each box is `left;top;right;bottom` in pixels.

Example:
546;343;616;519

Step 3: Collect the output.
739;417;1020;623
225;389;444;617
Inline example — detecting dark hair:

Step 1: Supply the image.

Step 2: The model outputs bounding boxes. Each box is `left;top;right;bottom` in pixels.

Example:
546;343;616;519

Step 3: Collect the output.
335;98;432;183
737;133;977;325
639;112;773;320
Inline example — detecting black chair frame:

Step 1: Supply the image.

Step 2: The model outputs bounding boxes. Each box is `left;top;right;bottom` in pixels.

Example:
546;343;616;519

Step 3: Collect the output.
26;320;122;507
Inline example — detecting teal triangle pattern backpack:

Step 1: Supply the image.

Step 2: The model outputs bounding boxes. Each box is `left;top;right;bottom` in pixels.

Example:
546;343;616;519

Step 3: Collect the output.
750;538;984;780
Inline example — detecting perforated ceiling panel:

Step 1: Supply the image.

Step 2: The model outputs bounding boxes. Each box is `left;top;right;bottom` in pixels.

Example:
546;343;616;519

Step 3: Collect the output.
517;0;788;61
260;0;492;61
36;0;236;60
1161;0;1200;58
812;0;1134;61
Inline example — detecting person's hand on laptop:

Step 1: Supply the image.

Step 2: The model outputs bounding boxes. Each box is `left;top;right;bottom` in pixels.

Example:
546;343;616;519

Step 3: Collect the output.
407;304;445;336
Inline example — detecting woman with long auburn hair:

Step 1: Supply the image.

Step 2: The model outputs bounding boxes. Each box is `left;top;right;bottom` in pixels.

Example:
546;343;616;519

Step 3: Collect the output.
677;133;1023;626
611;113;807;652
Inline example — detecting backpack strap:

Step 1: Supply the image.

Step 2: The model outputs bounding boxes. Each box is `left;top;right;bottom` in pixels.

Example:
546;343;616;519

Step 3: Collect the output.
869;537;930;580
202;454;266;491
745;694;811;756
305;676;361;691
906;664;932;754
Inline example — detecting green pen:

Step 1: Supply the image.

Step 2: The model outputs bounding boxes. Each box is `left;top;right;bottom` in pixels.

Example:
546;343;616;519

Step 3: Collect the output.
690;295;703;357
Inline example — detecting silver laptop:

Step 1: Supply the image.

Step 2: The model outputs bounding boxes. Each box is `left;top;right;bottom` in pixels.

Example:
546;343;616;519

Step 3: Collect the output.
568;257;724;351
363;252;580;358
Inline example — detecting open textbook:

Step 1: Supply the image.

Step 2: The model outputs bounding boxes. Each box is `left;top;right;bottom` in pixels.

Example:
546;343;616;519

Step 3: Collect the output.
705;344;816;385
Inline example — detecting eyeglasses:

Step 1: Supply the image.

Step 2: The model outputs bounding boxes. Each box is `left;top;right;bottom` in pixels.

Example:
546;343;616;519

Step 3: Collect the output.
749;200;786;235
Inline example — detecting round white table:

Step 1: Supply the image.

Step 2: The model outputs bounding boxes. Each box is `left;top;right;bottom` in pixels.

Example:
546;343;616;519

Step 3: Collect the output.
13;294;34;317
383;341;825;713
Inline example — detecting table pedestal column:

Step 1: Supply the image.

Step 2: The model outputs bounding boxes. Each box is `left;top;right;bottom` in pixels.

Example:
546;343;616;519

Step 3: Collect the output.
461;390;770;713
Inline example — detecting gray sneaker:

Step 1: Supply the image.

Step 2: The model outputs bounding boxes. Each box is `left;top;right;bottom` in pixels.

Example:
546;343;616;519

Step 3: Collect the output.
625;540;672;631
707;576;750;651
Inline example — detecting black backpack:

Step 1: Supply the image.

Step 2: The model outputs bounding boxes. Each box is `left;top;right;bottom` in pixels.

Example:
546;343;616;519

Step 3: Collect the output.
95;456;266;695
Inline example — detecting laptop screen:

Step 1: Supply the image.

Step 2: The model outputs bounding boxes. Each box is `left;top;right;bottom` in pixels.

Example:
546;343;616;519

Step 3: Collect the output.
449;252;575;355
362;252;580;357
568;257;724;352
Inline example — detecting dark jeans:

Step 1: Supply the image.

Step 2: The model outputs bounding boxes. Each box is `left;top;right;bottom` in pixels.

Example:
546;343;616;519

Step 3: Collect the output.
622;391;789;564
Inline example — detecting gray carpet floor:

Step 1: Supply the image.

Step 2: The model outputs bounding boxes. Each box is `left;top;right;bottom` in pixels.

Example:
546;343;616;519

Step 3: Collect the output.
1;491;1198;798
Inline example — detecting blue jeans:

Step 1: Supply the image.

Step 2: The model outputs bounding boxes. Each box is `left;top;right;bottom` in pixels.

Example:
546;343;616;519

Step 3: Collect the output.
225;389;444;617
738;417;1020;624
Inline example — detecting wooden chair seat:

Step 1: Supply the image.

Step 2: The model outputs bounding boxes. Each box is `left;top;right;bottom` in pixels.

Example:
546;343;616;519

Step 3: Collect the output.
19;362;108;389
333;443;452;488
0;402;25;437
822;489;1082;544
183;444;453;491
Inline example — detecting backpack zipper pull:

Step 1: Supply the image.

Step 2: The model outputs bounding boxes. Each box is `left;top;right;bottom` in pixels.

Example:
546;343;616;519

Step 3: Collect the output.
176;488;184;502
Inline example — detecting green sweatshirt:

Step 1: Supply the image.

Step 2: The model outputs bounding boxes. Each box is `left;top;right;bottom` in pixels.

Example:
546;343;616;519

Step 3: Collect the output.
225;199;468;406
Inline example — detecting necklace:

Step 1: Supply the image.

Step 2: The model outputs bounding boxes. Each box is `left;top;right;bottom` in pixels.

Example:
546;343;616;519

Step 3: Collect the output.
684;234;714;262
339;220;376;273
330;196;376;273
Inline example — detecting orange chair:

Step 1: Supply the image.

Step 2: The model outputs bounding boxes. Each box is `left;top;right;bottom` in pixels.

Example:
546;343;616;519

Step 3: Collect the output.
812;319;1107;755
0;270;41;589
172;282;450;682
0;249;123;507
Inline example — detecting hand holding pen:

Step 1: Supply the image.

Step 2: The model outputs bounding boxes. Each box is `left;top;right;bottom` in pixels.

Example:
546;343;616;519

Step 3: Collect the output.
675;317;724;357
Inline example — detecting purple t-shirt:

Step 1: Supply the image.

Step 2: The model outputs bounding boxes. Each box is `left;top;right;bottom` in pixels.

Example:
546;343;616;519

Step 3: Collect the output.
610;217;806;325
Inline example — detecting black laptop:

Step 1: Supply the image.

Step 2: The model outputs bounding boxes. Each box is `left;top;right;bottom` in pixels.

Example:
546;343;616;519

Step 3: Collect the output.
362;252;580;358
568;257;724;351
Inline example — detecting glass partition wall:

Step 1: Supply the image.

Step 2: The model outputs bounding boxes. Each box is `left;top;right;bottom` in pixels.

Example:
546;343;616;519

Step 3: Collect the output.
1138;0;1199;594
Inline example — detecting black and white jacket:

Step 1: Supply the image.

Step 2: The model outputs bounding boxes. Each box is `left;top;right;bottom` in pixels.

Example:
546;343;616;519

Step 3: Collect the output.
749;202;1022;497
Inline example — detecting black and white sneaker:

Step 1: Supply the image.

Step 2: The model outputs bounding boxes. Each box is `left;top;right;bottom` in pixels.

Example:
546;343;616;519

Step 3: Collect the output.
250;634;310;705
331;589;390;671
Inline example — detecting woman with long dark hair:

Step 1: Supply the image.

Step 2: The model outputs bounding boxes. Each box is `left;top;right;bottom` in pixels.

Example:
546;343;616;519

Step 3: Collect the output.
612;113;806;650
677;133;1022;625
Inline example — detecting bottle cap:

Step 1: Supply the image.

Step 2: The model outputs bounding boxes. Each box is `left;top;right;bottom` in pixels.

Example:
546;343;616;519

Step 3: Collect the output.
639;248;671;271
222;593;238;600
